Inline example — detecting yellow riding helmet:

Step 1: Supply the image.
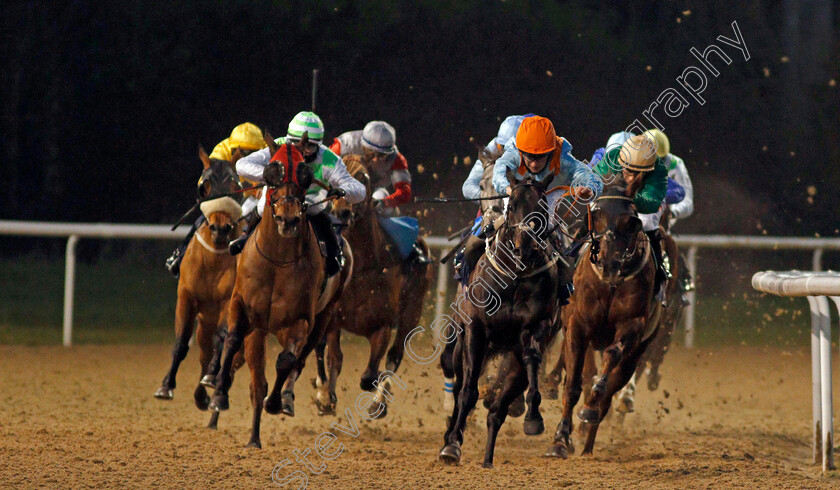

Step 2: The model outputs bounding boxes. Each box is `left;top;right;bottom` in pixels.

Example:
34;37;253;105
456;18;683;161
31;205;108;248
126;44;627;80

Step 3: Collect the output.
644;129;670;158
229;122;267;151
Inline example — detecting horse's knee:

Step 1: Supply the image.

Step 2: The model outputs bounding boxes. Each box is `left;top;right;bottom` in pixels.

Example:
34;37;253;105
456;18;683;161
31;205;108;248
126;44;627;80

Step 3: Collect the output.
275;351;296;374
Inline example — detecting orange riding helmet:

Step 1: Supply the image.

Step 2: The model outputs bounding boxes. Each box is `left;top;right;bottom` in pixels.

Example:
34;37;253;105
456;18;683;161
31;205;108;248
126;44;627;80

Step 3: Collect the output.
515;116;556;155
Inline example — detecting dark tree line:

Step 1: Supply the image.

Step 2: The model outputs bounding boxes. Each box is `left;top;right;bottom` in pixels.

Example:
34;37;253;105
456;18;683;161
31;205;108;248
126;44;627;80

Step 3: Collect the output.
1;0;837;254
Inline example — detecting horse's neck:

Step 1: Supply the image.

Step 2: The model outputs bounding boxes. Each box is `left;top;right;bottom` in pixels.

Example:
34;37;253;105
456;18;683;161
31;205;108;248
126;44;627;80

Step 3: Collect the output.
347;209;384;270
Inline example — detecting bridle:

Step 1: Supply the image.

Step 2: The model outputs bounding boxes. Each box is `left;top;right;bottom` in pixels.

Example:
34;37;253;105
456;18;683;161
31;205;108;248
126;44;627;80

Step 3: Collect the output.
588;194;649;284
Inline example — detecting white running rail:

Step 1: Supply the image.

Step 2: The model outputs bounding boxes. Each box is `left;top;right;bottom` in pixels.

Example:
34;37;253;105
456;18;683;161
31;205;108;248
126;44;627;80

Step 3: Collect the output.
3;220;840;350
752;270;840;472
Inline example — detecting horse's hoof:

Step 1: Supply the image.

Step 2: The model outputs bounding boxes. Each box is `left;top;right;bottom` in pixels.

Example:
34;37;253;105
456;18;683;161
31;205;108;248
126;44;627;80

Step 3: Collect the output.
615;395;635;414
523;417;545;436
368;402;388;419
647;372;662;391
263;396;282;415
438;444;461;465
482;461;494;469
194;387;210;411
246;440;262;449
199;374;217;388
317;403;336;417
209;393;229;412
544;443;568;459
508;394;526;418
154;387;174;400
576;406;600;424
281;392;295;417
360;376;376;392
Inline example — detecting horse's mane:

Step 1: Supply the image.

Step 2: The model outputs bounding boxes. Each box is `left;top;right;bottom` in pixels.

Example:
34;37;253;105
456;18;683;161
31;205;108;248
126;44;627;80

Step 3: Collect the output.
343;155;368;179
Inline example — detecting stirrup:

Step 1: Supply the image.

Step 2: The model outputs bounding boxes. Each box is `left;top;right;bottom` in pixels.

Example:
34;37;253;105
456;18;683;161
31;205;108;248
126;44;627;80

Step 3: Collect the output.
228;234;249;256
165;247;184;277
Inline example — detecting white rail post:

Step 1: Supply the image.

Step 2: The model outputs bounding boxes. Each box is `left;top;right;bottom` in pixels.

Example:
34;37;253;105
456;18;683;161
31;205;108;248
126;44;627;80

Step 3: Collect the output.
684;246;698;348
816;296;835;471
807;296;823;464
63;235;79;347
434;261;449;320
813;248;824;272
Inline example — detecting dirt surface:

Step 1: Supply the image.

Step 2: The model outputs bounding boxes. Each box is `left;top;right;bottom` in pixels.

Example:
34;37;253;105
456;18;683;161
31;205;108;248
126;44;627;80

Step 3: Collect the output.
1;341;838;488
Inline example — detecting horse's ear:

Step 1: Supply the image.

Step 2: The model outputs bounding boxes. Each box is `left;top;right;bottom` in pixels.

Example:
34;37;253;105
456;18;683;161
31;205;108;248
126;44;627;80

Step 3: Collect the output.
198;145;211;169
300;131;309;149
230;147;242;163
505;167;517;190
264;131;278;156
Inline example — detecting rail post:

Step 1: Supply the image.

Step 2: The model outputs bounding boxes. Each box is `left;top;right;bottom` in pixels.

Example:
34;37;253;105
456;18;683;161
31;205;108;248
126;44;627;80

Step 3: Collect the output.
813;248;823;272
684;245;698;348
435;262;449;320
63;235;79;347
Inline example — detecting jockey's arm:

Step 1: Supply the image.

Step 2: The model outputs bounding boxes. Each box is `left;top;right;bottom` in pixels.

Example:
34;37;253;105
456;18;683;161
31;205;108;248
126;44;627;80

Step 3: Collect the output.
634;160;668;214
235;147;272;183
492;146;520;195
561;145;603;199
667;155;694;219
462;159;483;200
380;153;412;207
323;154;366;204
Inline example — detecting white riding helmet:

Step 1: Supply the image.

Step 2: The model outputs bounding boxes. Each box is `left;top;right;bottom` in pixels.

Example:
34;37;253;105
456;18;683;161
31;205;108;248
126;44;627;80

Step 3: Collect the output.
606;131;635;151
361;121;396;154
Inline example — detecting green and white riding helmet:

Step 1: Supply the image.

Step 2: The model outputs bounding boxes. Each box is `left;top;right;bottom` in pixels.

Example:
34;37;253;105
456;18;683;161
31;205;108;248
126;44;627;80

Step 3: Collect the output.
286;111;325;144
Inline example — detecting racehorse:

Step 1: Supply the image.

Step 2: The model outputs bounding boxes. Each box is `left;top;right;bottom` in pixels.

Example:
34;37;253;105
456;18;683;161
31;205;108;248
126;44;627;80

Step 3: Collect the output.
313;157;432;416
154;147;244;429
545;185;663;458
439;170;565;468
614;205;686;412
208;134;352;448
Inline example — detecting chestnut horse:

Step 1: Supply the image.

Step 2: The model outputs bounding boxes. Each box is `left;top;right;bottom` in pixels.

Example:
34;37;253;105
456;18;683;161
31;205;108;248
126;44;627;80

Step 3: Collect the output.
545;186;663;458
439;170;566;468
209;134;352;448
154;147;244;429
614;206;686;411
314;157;432;416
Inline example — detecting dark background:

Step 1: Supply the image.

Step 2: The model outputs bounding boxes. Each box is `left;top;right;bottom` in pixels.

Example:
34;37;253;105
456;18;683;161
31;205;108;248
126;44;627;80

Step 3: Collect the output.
2;0;837;246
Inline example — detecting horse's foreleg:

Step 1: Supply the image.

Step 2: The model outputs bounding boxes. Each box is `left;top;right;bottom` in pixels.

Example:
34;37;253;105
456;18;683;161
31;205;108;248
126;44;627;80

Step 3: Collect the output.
581;335;629;421
193;316;218;411
264;319;308;416
209;295;249;412
483;356;527;468
441;338;457;413
201;323;227;388
318;326;342;416
361;326;390;392
546;320;586;459
521;328;545;436
443;335;464;440
155;293;196;400
439;326;486;465
245;331;267;448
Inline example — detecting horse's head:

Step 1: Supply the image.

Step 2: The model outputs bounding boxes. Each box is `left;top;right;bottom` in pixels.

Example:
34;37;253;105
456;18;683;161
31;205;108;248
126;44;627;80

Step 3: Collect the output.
590;185;643;284
197;146;242;203
333;156;371;227
263;131;313;238
503;168;553;262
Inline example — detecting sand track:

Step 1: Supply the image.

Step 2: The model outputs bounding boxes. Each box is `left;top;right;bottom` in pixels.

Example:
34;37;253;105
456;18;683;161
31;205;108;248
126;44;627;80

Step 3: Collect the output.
0;342;837;488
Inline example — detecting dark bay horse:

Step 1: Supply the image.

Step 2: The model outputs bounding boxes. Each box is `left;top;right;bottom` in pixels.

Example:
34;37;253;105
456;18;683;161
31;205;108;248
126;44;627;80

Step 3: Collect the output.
439;170;566;468
209;134;352;448
545;186;663;458
154;147;244;428
314;157;432;416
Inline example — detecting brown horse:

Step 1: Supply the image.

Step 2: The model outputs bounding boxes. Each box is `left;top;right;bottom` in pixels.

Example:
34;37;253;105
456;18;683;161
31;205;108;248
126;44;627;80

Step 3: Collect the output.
313;157;432;416
614;206;686;411
154;147;244;428
439;170;566;468
545;185;663;458
208;134;353;448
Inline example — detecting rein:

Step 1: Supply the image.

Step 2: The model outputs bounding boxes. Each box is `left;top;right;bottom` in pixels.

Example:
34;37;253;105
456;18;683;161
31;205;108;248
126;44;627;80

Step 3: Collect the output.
254;225;311;267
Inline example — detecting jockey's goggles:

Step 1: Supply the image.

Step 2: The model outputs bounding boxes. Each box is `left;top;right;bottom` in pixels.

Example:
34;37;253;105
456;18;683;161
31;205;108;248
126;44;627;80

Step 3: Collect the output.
520;150;551;162
287;138;320;155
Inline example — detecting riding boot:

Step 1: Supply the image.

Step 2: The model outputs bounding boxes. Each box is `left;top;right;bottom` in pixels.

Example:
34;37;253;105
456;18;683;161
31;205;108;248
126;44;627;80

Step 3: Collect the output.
645;229;667;306
228;209;261;256
165;215;206;277
310;211;343;277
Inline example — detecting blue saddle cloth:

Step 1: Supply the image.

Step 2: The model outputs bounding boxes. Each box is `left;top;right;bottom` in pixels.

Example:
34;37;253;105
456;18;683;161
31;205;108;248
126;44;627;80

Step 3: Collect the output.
376;215;420;259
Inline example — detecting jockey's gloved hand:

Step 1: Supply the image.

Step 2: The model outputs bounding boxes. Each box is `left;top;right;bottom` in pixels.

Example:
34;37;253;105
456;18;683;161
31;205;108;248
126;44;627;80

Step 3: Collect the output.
263;162;285;187
327;187;346;199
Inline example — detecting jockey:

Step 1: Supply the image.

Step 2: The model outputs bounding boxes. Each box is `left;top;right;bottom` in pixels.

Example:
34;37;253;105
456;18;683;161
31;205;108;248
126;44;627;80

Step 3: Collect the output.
165;122;267;277
330;121;430;264
592;135;668;303
462;114;533;200
645;129;693;224
233;111;366;276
